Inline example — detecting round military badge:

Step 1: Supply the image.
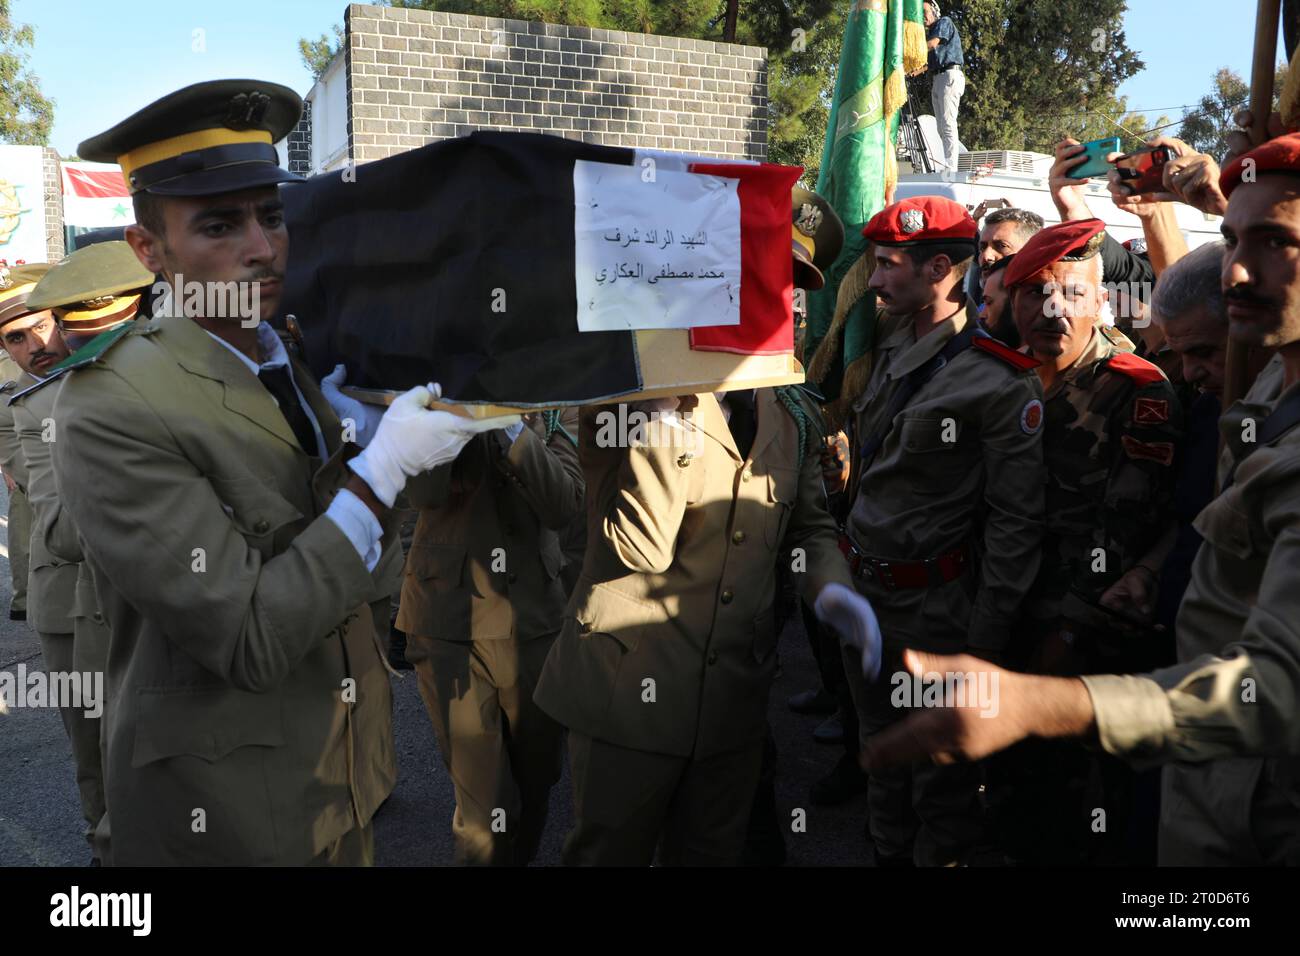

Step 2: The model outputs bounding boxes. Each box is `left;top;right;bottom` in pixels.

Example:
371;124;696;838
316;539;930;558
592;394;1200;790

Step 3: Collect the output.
900;208;926;234
1020;398;1044;435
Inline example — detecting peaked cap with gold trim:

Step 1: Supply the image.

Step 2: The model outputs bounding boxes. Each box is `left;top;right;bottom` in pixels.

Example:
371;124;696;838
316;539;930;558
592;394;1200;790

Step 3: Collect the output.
0;264;53;329
77;79;303;196
28;241;154;334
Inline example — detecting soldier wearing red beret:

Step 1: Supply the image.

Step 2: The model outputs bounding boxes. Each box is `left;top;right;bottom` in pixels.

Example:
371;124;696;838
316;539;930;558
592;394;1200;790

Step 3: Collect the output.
858;133;1300;868
997;217;1183;864
839;196;1047;866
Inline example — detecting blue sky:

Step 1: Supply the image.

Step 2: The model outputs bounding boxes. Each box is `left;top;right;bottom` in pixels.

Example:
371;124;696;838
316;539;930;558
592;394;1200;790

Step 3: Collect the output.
15;0;1287;157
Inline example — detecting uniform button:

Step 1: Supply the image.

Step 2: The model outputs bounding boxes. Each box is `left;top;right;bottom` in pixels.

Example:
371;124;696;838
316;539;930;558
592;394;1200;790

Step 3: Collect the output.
92;612;104;624
677;453;692;468
720;589;734;604
253;519;270;534
707;651;718;665
741;468;752;482
732;530;746;544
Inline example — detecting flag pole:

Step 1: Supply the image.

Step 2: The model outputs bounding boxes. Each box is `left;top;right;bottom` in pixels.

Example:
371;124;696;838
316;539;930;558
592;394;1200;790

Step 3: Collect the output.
1223;0;1283;412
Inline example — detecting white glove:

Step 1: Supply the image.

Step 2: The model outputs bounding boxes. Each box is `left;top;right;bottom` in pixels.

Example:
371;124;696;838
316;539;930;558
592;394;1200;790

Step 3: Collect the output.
348;382;522;507
502;420;526;444
321;364;385;448
813;582;883;681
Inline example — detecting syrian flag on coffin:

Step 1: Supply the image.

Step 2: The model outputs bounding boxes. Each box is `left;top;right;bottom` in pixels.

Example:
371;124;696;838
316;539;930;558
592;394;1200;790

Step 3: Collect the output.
280;131;800;406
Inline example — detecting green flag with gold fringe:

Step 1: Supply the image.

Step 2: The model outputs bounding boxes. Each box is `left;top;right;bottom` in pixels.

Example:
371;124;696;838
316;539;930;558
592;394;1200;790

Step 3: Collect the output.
805;0;925;425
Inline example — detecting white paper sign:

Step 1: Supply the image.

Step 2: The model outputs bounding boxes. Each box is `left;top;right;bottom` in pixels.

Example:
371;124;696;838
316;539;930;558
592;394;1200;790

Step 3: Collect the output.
574;159;741;332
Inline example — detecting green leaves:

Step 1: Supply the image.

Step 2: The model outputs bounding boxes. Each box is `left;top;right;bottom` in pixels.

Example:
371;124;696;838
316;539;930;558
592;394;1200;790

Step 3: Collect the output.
0;0;53;146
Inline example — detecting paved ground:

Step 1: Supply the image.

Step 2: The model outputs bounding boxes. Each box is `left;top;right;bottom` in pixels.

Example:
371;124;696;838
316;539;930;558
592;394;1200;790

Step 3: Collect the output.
0;481;872;866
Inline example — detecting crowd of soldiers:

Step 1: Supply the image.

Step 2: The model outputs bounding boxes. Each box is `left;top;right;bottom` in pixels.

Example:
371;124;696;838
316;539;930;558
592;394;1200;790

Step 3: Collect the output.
2;76;1298;868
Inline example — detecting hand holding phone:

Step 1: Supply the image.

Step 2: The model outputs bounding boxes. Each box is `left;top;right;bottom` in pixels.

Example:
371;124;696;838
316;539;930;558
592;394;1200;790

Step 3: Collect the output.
1113;146;1175;196
1065;136;1122;179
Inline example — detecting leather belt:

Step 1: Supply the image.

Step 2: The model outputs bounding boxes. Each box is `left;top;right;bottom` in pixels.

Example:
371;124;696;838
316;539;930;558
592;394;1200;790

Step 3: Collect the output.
842;539;971;590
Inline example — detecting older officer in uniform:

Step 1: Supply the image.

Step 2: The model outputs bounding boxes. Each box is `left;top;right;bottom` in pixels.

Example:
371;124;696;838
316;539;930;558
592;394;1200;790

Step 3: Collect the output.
388;406;582;865
535;378;879;865
1003;219;1182;675
864;135;1300;865
10;243;155;863
52;79;516;866
844;196;1046;867
996;219;1182;865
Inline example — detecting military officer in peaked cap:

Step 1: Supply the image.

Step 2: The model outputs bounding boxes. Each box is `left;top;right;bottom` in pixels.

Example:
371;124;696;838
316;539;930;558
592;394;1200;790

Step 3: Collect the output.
844;196;1047;867
0;266;58;625
9;243;155;862
54;79;517;865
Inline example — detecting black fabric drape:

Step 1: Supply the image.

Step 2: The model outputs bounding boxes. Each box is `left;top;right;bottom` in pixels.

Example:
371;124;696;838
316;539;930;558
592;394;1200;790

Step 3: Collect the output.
279;131;643;406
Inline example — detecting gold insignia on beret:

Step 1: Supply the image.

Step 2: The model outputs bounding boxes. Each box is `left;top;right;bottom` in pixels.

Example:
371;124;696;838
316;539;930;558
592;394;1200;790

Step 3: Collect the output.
795;203;823;237
901;208;926;234
1061;232;1106;261
225;91;272;131
82;295;116;310
0;266;11;291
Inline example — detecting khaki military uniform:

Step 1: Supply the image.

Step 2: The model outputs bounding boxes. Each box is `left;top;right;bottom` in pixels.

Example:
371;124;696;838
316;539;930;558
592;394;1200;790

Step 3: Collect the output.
12;381;108;856
846;308;1046;866
0;365;31;616
535;390;852;865
398;407;583;865
50;311;401;865
1082;355;1300;865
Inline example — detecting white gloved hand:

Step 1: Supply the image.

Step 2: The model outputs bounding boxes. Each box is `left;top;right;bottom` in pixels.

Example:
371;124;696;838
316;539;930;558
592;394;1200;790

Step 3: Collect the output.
349;383;522;507
502;420;526;444
321;364;385;448
813;582;883;681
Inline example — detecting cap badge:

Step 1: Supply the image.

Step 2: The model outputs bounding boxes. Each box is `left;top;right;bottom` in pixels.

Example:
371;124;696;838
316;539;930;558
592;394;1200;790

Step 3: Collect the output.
795;203;823;237
225;91;271;131
900;208;925;234
0;266;10;291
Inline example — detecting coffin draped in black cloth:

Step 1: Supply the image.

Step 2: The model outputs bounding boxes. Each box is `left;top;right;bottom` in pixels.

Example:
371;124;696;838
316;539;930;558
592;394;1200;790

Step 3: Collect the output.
279;131;642;405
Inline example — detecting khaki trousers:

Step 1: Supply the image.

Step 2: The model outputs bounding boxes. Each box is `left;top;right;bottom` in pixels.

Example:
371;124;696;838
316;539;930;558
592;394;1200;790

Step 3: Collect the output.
309;822;375;866
843;639;984;866
563;732;765;867
37;627;106;858
408;633;564;865
7;486;29;612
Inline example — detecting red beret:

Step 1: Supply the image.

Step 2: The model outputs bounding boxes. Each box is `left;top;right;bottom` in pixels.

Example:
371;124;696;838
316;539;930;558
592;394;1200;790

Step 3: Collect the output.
862;195;976;246
1220;131;1300;198
1003;218;1106;290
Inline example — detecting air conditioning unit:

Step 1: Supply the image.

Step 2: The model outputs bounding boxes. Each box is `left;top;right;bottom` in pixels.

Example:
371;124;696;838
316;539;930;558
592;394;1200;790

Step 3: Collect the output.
957;150;1053;175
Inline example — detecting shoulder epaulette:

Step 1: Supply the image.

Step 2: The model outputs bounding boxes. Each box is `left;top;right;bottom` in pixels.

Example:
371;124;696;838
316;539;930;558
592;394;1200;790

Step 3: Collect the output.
7;323;135;406
972;335;1041;371
1104;350;1166;387
1099;324;1137;352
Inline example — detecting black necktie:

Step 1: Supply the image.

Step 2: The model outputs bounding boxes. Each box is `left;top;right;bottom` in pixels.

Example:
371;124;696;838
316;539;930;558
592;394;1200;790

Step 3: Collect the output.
727;389;757;461
257;365;317;455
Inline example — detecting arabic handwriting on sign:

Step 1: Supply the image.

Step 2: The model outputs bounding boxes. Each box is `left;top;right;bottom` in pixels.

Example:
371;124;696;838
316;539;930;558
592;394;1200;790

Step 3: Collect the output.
679;230;708;248
603;228;621;243
595;268;608;284
622;228;641;248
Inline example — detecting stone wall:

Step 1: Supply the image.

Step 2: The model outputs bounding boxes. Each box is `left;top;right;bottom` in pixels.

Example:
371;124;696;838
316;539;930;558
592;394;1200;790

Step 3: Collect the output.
343;3;768;165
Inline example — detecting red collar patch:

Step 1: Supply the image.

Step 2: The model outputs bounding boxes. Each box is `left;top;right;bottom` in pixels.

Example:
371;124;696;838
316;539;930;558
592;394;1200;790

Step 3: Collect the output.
1105;351;1166;387
973;335;1040;371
